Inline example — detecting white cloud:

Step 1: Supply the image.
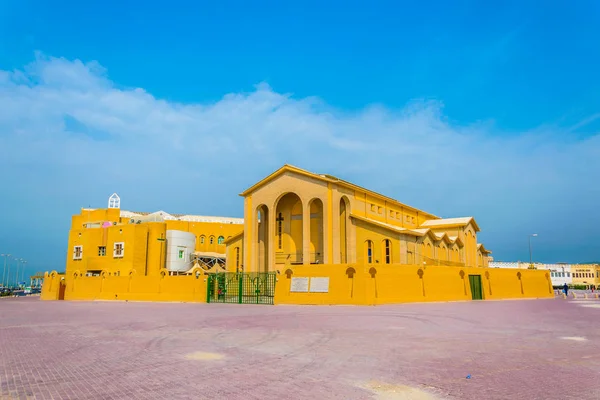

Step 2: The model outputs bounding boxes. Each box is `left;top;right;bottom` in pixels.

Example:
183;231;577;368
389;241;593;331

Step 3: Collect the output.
0;53;599;265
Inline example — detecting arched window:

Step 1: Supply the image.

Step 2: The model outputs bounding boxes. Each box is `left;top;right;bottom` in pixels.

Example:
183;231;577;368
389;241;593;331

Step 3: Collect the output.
235;247;240;267
200;235;205;244
383;239;391;264
217;236;225;245
209;236;215;245
365;240;373;264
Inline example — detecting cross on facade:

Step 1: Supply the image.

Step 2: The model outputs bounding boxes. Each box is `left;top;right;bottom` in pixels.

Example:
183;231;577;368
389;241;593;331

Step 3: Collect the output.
276;213;284;249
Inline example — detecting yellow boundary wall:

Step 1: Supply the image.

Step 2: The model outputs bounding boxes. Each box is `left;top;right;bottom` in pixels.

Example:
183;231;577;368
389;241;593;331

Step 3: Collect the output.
273;264;554;305
41;269;208;303
41;264;553;305
40;271;65;300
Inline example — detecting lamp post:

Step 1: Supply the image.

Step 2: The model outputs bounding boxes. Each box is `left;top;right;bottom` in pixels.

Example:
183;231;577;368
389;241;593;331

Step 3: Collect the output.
529;234;538;268
14;258;24;287
21;260;27;287
14;258;20;287
1;254;10;287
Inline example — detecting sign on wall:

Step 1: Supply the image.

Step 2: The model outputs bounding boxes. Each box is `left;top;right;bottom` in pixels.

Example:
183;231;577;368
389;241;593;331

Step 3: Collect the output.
309;277;330;293
290;277;309;292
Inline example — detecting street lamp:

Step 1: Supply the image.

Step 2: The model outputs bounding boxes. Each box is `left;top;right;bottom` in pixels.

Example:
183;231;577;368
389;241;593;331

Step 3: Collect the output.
529;234;538;268
1;254;10;287
21;260;27;286
14;258;23;287
14;258;20;287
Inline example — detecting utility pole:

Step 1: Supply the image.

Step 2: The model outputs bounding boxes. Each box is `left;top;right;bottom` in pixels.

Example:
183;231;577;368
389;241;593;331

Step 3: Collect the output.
529;234;538;268
1;254;10;287
14;259;21;287
21;260;27;287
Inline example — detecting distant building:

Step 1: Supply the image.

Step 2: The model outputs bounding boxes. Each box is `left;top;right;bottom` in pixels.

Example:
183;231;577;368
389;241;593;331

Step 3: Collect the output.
489;261;599;288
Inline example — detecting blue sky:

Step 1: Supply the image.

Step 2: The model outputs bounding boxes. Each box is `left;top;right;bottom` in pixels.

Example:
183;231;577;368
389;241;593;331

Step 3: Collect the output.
1;0;599;279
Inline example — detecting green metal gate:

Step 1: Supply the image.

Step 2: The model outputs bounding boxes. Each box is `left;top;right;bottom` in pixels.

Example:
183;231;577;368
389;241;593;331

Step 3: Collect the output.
468;274;483;300
206;272;277;305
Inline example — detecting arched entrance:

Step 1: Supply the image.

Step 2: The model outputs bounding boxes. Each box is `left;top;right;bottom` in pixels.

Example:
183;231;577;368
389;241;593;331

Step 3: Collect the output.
275;193;303;265
256;205;269;273
309;198;324;263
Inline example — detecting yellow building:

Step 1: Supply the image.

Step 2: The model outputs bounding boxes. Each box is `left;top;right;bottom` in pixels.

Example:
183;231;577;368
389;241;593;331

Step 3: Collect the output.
571;264;600;288
43;168;555;305
66;194;243;278
225;165;492;272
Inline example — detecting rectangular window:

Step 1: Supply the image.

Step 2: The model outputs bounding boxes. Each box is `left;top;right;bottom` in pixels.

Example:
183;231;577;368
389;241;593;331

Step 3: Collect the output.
178;249;185;259
98;246;106;256
113;242;124;258
73;245;83;260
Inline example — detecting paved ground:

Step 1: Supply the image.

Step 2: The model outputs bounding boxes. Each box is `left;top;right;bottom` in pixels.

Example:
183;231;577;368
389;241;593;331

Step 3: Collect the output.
1;297;600;400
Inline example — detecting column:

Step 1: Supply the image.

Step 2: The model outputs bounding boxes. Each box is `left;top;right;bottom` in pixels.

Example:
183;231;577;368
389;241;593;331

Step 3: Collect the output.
302;201;311;265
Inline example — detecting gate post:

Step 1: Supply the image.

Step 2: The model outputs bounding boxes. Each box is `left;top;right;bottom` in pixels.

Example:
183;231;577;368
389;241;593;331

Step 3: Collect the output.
206;275;211;303
238;273;243;304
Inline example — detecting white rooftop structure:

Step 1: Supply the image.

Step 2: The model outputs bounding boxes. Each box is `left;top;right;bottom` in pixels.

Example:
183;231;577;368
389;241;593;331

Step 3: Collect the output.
120;210;243;224
108;193;120;209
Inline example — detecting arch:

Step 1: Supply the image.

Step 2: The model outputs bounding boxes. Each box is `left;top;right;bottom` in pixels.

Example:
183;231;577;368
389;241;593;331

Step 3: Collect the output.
209;236;215;245
256;204;270;273
365;240;374;264
217;236;225;245
275;193;303;265
439;244;447;261
308;198;324;264
383;239;392;264
339;196;351;263
199;235;205;244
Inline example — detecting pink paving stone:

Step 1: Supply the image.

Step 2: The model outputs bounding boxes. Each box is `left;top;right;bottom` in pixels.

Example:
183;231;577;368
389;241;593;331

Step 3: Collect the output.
1;296;600;399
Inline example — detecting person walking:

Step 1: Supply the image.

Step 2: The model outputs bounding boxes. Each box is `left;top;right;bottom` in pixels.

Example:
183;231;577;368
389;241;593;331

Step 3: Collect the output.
563;282;569;297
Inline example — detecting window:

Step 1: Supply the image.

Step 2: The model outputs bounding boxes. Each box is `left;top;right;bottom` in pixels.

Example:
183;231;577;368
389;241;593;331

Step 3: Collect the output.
371;204;376;212
113;242;124;258
217;236;225;245
178;249;185;260
200;235;205;244
209;236;214;244
235;247;240;268
378;206;383;214
277;212;283;249
98;246;106;256
366;240;373;263
73;245;83;260
384;240;391;264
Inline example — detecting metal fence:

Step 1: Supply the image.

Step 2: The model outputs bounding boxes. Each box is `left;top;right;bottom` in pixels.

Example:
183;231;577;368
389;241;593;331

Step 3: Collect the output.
206;272;277;305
